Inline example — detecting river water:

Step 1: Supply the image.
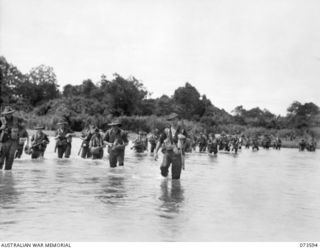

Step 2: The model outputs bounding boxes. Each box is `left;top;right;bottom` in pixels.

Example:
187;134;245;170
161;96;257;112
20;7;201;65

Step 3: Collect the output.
0;138;319;241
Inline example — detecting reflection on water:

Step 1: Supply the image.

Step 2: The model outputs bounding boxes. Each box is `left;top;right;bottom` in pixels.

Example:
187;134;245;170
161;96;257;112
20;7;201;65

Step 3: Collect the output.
159;180;184;216
0;172;19;208
0;138;319;241
98;173;127;205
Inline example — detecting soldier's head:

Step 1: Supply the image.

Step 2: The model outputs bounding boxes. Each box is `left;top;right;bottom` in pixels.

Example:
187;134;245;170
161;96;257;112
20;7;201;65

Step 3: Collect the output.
109;119;121;131
167;113;179;127
35;125;45;134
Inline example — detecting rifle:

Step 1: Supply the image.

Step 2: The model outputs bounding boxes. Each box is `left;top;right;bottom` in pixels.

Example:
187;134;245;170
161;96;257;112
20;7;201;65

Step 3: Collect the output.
78;141;83;156
32;139;49;148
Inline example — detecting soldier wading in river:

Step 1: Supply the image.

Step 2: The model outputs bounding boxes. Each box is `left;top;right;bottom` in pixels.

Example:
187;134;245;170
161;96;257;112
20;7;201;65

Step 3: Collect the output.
54;120;73;158
15;119;29;159
79;124;95;158
103;119;128;167
30;125;50;159
89;128;104;160
154;113;188;180
0;106;24;170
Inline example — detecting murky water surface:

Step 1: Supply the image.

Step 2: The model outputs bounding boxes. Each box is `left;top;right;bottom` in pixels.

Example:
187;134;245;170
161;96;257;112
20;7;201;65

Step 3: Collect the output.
0;138;319;241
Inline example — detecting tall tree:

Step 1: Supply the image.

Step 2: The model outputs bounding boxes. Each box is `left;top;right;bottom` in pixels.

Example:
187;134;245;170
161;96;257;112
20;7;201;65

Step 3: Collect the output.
28;65;60;102
103;74;148;116
173;82;203;119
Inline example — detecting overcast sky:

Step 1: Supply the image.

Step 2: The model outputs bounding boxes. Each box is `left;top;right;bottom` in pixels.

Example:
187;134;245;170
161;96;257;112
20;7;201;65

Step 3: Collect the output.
1;0;320;115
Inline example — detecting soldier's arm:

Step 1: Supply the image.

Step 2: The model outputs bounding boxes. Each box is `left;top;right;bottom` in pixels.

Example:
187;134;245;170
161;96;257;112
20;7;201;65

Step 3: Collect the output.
0;118;6;130
122;132;129;147
44;135;50;144
25;131;30;146
66;131;74;137
54;130;60;140
89;136;93;148
103;131;113;146
154;133;165;160
31;135;35;145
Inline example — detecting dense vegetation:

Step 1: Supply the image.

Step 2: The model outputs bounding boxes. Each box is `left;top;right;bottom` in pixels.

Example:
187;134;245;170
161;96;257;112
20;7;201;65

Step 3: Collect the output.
1;56;319;140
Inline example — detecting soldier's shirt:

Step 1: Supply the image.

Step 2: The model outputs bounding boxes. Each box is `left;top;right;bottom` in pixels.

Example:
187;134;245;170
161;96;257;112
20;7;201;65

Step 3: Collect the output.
81;128;93;142
55;128;73;142
0;116;24;142
159;126;188;149
32;132;49;145
134;136;148;145
90;134;104;147
104;129;128;145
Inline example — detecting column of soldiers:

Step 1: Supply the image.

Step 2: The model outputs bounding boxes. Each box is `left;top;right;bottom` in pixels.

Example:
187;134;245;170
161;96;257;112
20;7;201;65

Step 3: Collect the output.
0;106;318;180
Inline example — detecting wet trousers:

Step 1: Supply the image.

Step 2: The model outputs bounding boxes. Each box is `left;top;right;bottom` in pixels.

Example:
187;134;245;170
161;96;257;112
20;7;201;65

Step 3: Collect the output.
57;143;71;158
31;149;45;159
199;144;207;152
150;143;157;153
15;144;24;158
0;140;18;170
81;146;92;159
92;148;104;160
109;149;125;168
161;150;182;180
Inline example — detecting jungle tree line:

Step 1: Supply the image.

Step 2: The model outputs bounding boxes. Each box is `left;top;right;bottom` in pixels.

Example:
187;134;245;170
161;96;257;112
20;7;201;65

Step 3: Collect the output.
1;56;319;132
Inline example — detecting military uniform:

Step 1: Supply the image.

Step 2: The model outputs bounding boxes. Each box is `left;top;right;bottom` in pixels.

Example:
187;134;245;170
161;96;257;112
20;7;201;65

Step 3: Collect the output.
55;127;73;158
15;129;29;159
31;131;49;159
158;127;187;180
80;128;93;158
104;128;128;167
198;134;207;152
252;138;259;151
89;132;104;159
0;114;23;170
299;140;307;151
207;137;218;154
148;133;159;153
133;134;148;153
